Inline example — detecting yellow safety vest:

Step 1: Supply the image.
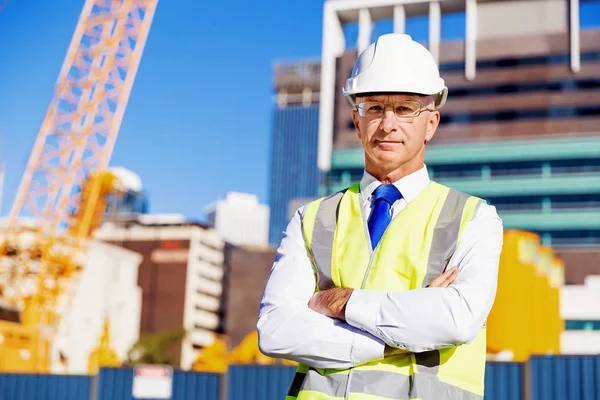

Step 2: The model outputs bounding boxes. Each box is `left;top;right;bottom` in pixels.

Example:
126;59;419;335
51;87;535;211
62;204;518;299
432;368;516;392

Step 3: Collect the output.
285;181;487;400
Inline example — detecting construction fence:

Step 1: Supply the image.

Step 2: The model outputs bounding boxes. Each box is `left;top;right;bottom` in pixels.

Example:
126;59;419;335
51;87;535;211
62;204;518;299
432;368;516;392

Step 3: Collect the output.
1;355;599;400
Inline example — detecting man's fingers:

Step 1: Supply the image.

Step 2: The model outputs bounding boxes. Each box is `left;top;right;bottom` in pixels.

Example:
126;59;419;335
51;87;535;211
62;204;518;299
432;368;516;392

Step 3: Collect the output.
429;266;459;288
445;267;459;286
430;267;455;287
429;273;446;287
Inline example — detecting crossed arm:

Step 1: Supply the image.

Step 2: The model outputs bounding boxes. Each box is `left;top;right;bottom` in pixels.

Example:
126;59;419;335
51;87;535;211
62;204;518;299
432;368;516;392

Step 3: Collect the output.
257;204;503;369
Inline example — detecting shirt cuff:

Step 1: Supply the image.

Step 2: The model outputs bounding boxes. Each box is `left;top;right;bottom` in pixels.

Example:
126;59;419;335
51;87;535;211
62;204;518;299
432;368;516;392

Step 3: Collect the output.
350;326;385;366
345;289;385;335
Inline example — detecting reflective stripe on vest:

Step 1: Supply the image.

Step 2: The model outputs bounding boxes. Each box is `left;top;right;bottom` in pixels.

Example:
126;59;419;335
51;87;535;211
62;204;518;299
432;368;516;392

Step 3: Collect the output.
310;189;347;290
288;368;411;399
289;182;485;400
422;188;478;288
287;368;484;400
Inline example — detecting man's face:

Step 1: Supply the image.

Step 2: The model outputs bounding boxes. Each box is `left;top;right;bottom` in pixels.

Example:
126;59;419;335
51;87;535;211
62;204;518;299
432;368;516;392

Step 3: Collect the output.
352;93;440;171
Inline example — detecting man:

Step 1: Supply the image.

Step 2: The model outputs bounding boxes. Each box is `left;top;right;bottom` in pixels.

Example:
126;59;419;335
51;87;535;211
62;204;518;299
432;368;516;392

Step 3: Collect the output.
257;33;503;400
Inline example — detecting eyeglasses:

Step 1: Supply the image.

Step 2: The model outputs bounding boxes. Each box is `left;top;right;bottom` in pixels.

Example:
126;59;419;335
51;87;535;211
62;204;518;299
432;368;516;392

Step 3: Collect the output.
357;100;434;121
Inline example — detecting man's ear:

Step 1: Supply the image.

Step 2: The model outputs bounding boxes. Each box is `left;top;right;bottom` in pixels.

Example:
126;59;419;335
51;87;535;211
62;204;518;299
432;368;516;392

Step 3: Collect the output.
425;111;440;143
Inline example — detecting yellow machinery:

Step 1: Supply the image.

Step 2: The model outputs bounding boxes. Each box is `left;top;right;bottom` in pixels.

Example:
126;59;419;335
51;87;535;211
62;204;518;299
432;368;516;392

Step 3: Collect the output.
486;230;564;361
88;317;121;374
0;170;132;372
192;331;297;373
0;0;157;373
549;256;565;354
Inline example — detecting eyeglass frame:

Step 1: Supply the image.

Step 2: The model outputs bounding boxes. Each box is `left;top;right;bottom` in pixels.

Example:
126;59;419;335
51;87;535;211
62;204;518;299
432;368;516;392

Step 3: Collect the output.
355;100;436;122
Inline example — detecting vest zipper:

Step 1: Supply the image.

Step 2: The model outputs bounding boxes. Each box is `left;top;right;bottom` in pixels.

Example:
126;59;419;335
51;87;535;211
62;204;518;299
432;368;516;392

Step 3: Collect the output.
360;242;381;289
359;208;384;290
345;209;386;400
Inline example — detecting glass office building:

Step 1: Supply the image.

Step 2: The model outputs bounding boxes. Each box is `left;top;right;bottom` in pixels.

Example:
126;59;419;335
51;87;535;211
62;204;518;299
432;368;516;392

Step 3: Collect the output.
325;13;600;283
268;61;321;245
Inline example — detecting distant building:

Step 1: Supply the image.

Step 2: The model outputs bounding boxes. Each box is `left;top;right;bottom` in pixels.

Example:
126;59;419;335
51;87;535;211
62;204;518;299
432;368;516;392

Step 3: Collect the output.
105;167;149;218
321;0;600;283
204;192;269;246
560;275;600;353
268;60;321;246
95;215;226;370
223;243;276;349
54;241;142;374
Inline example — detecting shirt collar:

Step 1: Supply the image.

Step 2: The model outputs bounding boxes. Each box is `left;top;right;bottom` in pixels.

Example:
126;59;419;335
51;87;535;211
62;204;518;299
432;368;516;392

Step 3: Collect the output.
359;164;431;205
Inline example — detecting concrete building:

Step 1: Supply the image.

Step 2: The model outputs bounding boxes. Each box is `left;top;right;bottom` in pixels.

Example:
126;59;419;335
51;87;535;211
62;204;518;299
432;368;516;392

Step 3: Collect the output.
95;214;226;370
222;243;276;349
321;0;600;284
268;60;321;246
560;275;600;354
204;192;269;246
53;240;142;374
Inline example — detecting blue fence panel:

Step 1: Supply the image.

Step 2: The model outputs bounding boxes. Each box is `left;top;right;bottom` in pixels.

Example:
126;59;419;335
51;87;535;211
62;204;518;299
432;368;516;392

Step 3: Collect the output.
227;364;526;400
529;355;600;400
228;365;296;400
96;368;135;400
0;373;91;400
172;370;220;400
96;367;221;400
484;362;524;400
6;356;600;400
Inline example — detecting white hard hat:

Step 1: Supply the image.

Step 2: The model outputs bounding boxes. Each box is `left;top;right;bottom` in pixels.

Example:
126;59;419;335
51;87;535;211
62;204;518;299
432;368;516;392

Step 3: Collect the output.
343;33;448;109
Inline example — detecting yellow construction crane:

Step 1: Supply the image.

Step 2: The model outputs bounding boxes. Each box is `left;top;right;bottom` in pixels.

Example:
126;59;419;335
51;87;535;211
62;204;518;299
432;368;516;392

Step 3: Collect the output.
0;0;158;373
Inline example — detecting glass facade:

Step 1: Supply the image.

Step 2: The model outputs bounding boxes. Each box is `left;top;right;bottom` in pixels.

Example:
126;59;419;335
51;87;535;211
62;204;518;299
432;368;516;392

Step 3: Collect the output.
326;36;600;253
328;146;600;248
105;189;149;217
565;320;600;331
268;105;320;246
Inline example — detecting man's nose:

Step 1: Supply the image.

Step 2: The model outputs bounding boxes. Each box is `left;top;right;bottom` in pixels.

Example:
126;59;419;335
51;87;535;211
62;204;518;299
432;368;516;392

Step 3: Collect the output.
379;109;398;133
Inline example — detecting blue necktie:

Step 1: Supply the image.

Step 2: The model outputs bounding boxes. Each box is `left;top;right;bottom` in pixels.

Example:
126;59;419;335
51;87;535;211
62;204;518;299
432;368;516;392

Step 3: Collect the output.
368;184;402;249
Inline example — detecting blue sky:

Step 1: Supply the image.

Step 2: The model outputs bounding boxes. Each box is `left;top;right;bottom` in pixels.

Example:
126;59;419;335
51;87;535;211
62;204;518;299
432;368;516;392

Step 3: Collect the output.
0;1;599;222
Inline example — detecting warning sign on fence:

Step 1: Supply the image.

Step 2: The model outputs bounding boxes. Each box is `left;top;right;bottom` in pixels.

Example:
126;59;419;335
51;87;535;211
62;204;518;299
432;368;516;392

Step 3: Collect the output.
132;365;173;399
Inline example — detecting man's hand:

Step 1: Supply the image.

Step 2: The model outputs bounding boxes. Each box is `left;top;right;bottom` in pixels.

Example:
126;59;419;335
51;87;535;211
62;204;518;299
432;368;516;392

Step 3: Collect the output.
307;267;459;322
308;287;353;320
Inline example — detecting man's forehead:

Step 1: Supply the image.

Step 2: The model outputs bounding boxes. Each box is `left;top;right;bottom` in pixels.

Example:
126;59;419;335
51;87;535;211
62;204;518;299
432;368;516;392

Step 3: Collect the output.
359;93;422;102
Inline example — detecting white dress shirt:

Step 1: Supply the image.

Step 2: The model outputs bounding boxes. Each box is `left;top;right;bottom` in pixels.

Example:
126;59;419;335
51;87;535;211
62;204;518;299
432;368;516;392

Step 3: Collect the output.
257;165;503;370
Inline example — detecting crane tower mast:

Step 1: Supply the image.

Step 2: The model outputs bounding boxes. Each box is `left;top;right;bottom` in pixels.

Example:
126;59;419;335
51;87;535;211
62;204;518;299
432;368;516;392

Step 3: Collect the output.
0;0;157;331
9;0;157;233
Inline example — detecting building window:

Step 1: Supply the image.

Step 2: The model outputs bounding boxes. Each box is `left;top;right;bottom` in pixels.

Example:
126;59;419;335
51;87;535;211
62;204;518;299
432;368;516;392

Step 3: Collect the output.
489;161;542;177
487;195;544;211
549;194;600;210
450;78;600;98
486;195;600;212
550;158;600;174
329;168;363;183
543;230;600;246
439;51;600;74
429;163;484;179
565;320;600;330
440;105;600;125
